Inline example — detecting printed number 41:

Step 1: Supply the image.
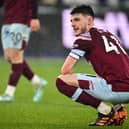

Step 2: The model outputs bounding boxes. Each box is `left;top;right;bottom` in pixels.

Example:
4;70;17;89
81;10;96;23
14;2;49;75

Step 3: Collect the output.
102;35;119;54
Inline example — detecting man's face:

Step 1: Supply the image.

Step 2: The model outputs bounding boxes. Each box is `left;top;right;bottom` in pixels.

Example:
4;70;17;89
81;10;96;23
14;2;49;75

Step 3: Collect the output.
70;13;89;36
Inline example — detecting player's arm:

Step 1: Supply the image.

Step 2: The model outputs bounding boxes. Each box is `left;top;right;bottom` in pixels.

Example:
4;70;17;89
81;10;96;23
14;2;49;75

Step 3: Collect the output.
61;39;88;74
61;38;94;75
0;0;4;7
61;56;78;75
30;0;40;32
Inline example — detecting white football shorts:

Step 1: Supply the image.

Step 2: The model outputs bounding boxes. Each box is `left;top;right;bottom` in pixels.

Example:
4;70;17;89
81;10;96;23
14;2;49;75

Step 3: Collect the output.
77;73;129;104
1;23;31;49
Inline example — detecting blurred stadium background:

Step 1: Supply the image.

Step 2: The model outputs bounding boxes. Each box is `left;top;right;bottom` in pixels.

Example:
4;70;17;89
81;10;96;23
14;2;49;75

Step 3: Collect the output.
0;0;129;57
0;1;129;129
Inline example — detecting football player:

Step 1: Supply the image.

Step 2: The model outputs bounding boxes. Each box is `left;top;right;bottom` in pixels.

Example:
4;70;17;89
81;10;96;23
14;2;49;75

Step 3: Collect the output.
56;5;128;126
0;0;47;102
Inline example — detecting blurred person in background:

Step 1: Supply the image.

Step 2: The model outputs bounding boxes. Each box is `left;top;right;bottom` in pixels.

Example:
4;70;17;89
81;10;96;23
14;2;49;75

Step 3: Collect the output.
56;5;129;126
0;0;47;102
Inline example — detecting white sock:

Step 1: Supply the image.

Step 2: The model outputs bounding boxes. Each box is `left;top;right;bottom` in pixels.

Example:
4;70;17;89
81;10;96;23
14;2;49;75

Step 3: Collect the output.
97;102;112;115
5;85;16;97
31;74;41;86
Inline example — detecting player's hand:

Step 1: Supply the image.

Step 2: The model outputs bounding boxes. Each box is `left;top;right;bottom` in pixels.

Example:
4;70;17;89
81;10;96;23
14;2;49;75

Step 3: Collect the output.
30;19;40;32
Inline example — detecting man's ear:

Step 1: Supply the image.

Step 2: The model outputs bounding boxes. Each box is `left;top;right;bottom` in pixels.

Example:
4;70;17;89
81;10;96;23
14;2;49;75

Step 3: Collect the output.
87;16;93;25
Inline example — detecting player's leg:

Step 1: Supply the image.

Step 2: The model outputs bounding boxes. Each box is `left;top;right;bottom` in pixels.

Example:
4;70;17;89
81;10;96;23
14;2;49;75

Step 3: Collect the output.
77;73;128;126
0;24;47;102
19;24;47;102
56;75;101;107
56;73;117;126
0;24;26;101
22;59;47;102
0;49;24;101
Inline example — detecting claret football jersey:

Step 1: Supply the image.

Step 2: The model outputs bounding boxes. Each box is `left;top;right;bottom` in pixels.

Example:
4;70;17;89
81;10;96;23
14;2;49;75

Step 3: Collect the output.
70;27;129;91
0;0;38;25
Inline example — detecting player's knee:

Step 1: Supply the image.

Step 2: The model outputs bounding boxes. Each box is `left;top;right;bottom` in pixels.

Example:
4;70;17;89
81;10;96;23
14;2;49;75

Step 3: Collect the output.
56;78;69;96
56;74;67;85
4;56;12;63
57;74;64;79
56;78;65;93
56;77;77;98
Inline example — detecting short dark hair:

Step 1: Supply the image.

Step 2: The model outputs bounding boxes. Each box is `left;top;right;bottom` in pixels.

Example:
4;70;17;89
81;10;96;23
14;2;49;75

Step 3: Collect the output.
70;5;94;18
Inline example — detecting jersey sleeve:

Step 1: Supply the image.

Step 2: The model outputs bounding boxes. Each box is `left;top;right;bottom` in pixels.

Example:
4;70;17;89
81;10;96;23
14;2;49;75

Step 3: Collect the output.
69;38;94;60
30;0;38;19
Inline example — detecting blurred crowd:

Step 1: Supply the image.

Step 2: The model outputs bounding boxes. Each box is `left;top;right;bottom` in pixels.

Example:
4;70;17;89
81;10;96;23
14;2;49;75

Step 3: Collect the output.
37;0;129;15
39;0;129;9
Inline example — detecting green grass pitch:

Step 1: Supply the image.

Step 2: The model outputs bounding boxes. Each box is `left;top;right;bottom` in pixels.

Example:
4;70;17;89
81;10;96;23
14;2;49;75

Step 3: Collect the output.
0;57;128;129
